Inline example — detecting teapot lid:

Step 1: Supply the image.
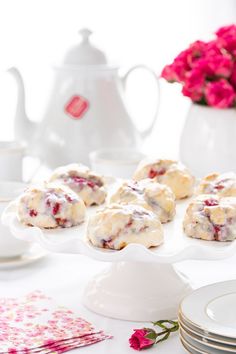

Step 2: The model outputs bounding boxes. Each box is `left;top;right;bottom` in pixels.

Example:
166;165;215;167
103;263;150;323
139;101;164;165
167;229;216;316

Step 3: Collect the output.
63;29;107;65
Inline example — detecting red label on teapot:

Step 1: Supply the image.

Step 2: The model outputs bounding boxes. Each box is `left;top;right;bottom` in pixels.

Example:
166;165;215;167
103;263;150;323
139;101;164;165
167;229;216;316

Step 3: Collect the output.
65;95;89;119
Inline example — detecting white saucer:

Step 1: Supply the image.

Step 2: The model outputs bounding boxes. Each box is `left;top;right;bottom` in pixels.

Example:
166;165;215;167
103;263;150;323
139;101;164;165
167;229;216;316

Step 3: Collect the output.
180;325;236;353
0;244;47;269
180;280;236;339
179;313;236;346
180;333;209;354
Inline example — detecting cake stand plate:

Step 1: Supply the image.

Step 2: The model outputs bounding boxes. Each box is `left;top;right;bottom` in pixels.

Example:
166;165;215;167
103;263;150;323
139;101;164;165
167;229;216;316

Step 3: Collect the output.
3;195;236;321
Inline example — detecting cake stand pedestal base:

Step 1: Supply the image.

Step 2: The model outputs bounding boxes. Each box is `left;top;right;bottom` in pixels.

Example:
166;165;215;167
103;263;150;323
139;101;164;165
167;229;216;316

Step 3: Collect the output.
83;261;192;321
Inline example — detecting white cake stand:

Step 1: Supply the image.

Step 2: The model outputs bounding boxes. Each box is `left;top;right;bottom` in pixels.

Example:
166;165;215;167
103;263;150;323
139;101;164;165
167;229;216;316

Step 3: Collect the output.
3;198;236;322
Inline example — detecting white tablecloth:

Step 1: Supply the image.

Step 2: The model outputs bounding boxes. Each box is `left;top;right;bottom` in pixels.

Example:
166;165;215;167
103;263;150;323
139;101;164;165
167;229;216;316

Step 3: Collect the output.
1;252;236;353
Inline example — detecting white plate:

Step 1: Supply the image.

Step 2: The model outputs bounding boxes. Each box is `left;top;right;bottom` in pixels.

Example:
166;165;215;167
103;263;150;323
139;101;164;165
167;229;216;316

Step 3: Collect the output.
0;244;47;269
180;333;212;354
180;280;236;339
2;177;236;264
180;323;236;352
180;328;232;354
179;313;236;346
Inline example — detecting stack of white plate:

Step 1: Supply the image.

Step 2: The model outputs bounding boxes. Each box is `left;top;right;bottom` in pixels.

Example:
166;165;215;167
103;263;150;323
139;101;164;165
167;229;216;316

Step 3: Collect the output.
178;280;236;354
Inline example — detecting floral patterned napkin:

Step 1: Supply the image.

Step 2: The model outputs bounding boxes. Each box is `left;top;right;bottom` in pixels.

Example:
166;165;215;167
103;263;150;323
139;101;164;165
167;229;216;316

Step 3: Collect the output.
0;291;110;353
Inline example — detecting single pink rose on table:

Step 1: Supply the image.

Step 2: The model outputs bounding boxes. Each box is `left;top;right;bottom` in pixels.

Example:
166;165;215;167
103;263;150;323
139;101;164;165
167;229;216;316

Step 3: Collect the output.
215;24;236;56
129;320;179;351
129;329;155;351
205;79;236;108
182;69;205;102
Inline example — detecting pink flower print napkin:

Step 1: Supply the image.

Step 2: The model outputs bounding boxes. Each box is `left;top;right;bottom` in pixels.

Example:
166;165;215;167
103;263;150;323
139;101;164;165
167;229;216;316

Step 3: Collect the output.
0;290;111;353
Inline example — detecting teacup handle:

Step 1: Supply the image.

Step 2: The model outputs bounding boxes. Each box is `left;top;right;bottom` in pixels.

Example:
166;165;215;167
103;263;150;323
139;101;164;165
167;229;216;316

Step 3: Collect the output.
122;65;160;139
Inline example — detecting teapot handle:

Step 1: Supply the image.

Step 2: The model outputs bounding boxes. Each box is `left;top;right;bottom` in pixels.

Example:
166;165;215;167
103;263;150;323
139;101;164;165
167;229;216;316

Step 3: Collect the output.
122;65;160;139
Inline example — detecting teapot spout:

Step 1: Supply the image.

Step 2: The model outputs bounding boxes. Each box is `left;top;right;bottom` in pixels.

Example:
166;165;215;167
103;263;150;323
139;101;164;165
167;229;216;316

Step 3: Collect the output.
8;67;37;143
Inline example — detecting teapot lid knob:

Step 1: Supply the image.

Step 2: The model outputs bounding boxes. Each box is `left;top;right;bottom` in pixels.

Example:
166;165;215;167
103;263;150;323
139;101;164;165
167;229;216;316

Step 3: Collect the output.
79;28;92;43
63;28;107;65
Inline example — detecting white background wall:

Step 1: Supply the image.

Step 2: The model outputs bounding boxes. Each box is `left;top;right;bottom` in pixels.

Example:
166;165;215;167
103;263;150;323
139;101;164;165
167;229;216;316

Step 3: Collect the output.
0;0;235;158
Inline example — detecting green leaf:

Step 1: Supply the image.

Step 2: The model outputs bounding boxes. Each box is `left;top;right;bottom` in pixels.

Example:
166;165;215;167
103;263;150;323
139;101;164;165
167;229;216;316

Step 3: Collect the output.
145;332;157;340
153;320;179;331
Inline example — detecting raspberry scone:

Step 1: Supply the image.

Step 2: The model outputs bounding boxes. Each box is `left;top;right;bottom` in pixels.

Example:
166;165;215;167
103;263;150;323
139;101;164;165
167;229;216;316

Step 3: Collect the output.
133;159;195;200
110;179;175;223
49;163;106;206
17;184;86;229
183;194;236;241
87;203;164;250
196;172;236;197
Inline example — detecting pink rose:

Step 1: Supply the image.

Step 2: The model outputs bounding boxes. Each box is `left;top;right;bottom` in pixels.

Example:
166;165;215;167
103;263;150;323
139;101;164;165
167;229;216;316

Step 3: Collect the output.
182;69;205;102
205;79;236;108
206;54;233;78
194;54;233;78
161;40;223;84
129;329;155;351
173;43;206;77
161;64;176;82
216;24;236;56
185;41;221;68
161;52;190;83
172;57;189;82
204;40;222;56
230;64;236;88
216;24;236;37
186;40;208;67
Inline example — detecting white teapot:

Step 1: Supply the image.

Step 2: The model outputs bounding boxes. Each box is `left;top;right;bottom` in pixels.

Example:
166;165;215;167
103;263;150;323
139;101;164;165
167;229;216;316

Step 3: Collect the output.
10;29;160;168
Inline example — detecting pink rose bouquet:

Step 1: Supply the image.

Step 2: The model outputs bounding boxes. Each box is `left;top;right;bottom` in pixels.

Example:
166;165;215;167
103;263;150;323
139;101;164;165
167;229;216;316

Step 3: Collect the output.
161;24;236;108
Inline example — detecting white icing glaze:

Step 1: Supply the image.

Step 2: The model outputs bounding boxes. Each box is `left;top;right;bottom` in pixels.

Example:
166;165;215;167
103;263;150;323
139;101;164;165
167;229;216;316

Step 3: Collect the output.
17;183;86;228
87;203;164;250
49;163;107;206
110;179;175;223
183;194;236;241
196;172;236;197
133;159;195;200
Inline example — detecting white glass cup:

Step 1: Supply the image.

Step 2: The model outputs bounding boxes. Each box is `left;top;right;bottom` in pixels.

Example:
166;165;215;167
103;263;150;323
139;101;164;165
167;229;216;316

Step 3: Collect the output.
0;141;26;181
0;181;30;258
89;148;145;179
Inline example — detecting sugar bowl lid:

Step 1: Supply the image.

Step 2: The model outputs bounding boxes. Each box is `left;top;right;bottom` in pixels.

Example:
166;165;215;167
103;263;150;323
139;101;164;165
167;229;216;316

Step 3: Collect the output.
63;28;107;66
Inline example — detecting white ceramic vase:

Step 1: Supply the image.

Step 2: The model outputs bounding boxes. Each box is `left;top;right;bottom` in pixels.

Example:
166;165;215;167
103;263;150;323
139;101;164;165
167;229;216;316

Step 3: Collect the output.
180;104;236;177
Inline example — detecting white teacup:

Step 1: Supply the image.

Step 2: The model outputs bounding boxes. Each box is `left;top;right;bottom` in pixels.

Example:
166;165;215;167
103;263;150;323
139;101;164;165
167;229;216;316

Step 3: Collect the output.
0;181;30;258
89;148;146;179
0;141;26;181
